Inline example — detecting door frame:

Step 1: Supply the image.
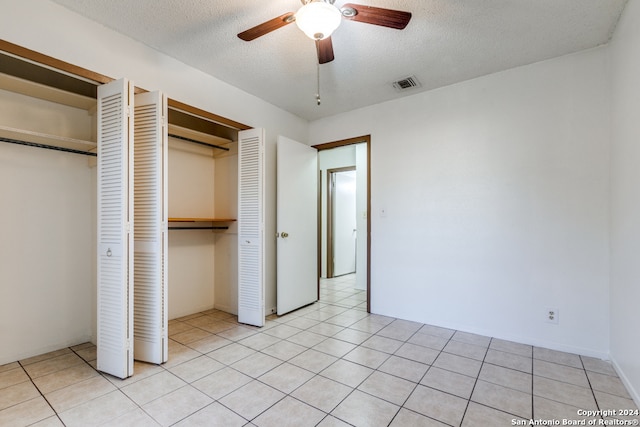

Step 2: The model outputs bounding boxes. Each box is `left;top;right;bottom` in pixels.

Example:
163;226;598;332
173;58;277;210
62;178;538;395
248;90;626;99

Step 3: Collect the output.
313;135;371;312
326;166;356;279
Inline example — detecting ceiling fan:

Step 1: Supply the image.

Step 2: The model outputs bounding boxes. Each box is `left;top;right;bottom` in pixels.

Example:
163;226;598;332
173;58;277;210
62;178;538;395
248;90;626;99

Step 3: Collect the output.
237;0;412;65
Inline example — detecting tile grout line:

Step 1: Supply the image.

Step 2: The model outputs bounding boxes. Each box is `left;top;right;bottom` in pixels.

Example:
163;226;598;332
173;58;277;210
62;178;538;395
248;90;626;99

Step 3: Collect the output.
17;358;67;426
531;345;535;421
458;335;492;426
580;355;603;417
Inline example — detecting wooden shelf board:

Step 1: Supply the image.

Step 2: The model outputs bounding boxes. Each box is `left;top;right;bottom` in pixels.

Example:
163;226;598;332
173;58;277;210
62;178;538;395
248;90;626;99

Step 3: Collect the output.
0;72;97;111
0;125;96;152
168;217;236;223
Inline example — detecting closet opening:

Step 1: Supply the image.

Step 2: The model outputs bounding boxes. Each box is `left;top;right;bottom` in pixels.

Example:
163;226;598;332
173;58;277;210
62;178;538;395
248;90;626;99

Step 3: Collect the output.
164;105;245;320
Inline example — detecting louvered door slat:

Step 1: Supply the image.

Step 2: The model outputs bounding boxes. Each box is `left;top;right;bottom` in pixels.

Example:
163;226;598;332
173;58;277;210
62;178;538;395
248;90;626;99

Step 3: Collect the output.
237;128;265;327
133;91;168;364
97;78;134;379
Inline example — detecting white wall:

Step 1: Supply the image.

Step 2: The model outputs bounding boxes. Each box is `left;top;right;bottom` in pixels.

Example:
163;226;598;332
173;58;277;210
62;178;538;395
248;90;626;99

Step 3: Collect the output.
0;0;309;362
309;47;612;358
609;0;640;405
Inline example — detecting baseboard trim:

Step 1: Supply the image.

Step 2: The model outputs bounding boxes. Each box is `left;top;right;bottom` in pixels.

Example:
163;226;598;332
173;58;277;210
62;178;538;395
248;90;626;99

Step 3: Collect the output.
610;356;640;408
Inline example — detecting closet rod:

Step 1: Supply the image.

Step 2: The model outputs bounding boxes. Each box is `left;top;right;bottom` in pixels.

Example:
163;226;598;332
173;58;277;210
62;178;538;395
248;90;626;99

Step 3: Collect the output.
168;133;229;152
0;136;97;157
168;226;229;230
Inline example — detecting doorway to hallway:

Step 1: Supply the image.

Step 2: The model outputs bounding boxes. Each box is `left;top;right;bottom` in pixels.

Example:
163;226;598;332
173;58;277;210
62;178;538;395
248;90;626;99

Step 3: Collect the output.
314;135;370;312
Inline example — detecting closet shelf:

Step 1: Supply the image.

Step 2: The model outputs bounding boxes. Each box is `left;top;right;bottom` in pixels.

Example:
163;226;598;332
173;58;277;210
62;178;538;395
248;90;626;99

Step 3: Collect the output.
168;218;236;230
0;125;96;154
168;218;236;223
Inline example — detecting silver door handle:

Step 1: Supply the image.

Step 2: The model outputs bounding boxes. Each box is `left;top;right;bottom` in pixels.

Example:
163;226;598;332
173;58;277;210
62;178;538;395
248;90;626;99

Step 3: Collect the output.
280;232;289;238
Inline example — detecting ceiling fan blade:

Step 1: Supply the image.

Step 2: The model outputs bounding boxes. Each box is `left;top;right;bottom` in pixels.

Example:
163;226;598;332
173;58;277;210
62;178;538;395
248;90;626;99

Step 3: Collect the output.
238;12;295;41
316;37;335;64
341;3;411;30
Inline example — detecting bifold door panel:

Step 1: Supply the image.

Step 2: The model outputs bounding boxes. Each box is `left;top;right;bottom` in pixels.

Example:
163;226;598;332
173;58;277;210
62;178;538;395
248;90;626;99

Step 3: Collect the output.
97;78;135;379
132;91;168;365
97;81;169;378
237;128;265;327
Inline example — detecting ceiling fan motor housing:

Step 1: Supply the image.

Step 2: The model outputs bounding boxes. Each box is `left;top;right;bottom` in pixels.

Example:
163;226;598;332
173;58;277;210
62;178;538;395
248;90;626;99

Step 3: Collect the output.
295;0;343;40
301;0;336;4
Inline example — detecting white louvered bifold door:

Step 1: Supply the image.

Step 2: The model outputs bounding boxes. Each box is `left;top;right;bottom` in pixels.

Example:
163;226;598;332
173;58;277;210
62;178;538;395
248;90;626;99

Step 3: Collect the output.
133;91;168;364
237;128;265;327
97;78;135;379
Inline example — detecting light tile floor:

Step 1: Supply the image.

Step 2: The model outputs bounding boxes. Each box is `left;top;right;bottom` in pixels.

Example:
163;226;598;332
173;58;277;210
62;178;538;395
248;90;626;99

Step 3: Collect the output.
1;274;638;426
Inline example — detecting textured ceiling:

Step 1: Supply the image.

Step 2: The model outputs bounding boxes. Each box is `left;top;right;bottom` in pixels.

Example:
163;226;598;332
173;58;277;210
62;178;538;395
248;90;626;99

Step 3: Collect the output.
50;0;628;121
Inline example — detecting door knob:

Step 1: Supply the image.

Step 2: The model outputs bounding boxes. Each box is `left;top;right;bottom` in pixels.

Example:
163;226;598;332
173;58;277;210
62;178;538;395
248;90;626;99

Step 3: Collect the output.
280;232;289;238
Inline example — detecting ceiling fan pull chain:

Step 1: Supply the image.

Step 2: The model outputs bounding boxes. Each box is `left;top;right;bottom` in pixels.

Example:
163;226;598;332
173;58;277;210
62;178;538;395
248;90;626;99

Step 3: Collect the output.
316;49;322;106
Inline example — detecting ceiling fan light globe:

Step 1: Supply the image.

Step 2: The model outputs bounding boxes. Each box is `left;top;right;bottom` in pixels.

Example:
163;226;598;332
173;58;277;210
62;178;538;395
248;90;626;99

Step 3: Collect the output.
295;1;342;40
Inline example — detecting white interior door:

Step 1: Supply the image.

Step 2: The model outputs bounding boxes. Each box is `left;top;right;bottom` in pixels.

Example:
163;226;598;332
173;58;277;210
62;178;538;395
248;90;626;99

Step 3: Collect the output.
333;170;357;276
97;78;134;379
277;136;317;315
133;91;168;364
237;128;265;327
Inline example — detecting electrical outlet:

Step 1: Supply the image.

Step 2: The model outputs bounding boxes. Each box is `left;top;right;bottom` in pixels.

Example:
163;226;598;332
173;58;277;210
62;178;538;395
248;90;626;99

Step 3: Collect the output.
545;307;559;324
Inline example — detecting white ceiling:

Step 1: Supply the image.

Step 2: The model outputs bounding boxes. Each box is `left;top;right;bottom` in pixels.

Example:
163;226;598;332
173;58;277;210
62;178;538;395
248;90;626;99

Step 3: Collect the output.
50;0;628;121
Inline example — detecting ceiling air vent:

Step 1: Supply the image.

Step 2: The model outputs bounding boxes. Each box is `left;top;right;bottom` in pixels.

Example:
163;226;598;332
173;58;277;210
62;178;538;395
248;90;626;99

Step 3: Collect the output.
392;75;421;92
